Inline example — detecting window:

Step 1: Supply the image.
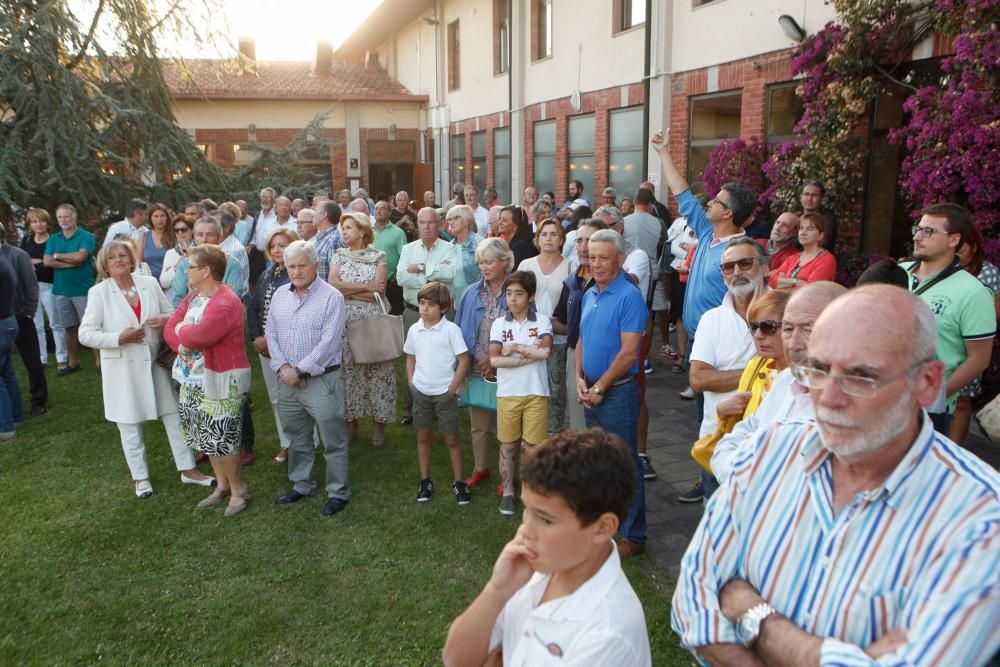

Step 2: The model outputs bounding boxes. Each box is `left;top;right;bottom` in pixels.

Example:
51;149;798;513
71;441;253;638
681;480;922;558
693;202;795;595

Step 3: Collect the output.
609;107;643;200
766;83;804;144
533;0;552;61
233;142;272;166
447;20;460;91
451;134;465;186
687;92;742;195
494;127;511;204
615;0;646;33
533;120;556;200
472;131;488;194
568;114;595;203
494;0;510;75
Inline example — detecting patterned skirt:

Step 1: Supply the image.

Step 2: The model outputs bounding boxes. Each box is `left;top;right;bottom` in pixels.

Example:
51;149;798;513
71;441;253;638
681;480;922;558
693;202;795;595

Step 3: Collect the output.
178;383;245;456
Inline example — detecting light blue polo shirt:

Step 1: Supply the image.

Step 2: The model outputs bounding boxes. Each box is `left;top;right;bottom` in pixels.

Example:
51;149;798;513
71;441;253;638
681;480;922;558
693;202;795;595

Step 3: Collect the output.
580;270;647;379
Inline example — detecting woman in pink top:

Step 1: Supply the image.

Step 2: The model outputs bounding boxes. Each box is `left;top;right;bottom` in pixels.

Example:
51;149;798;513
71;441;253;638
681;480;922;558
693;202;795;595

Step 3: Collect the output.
769;212;837;288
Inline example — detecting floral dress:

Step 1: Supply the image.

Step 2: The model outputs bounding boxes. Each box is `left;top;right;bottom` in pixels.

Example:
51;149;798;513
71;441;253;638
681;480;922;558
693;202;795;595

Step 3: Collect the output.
331;248;397;423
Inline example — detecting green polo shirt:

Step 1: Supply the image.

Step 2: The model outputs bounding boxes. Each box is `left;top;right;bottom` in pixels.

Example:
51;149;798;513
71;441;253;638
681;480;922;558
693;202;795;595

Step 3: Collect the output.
373;222;406;278
901;260;996;408
45;227;96;297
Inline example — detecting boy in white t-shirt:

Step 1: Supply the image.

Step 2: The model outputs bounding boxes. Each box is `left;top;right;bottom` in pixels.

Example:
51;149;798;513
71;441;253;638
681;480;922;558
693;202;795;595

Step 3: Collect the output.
443;430;652;667
489;271;552;516
403;282;471;504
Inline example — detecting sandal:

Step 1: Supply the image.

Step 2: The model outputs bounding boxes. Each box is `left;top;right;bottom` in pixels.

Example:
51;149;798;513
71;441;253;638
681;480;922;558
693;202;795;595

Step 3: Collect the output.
224;491;251;517
197;488;231;509
273;449;288;464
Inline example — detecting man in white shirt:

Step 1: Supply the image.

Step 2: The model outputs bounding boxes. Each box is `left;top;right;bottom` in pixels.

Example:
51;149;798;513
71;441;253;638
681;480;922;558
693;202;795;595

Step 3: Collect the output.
103;199;148;248
464;186;490;237
249;187;279;251
217;211;249;298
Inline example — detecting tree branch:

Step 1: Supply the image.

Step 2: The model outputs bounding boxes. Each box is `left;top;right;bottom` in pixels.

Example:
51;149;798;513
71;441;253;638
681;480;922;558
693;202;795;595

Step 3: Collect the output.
67;0;106;72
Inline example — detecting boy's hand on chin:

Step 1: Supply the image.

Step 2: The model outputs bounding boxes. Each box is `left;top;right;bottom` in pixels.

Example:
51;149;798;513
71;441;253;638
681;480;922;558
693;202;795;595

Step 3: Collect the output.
488;525;538;601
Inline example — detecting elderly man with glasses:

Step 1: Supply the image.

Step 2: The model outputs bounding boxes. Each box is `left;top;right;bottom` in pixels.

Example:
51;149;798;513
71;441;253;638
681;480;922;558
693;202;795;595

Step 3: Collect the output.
673;284;1000;667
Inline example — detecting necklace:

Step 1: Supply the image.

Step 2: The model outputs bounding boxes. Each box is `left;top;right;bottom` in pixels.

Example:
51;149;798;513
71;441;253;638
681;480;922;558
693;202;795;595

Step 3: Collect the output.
118;283;138;299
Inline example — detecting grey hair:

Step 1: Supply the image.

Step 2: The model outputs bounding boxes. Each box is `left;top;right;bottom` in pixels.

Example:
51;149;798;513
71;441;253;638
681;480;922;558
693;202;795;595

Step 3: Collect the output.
283;239;319;264
531;200;552;217
593;205;624;226
448;204;477;234
579;218;609;233
475;237;515;271
194;215;223;238
724;236;770;267
350;198;369;213
417;206;440;222
588;229;624;254
259;187;276;197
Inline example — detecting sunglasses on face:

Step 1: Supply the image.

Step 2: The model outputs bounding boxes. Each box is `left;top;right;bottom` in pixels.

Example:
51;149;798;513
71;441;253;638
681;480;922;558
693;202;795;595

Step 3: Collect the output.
720;257;757;274
174;226;190;233
749;320;781;336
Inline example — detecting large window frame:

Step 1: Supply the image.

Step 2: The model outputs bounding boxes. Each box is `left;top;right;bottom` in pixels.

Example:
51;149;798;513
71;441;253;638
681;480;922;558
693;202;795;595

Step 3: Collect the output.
608;107;644;200
493;0;510;76
532;120;557;200
533;0;552;61
447;20;461;91
765;82;804;145
568;114;596;203
471;131;488;194
687;91;743;195
614;0;646;33
451;134;466;187
494;127;511;204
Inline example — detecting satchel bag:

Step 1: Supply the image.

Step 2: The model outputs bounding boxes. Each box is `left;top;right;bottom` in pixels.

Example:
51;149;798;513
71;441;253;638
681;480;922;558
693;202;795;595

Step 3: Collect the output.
690;357;769;473
346;293;404;364
458;375;498;412
976;393;1000;443
155;340;177;371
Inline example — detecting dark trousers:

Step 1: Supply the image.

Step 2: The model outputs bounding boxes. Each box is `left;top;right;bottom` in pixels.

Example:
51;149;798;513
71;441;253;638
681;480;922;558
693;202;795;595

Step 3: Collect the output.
241;394;255;452
386;277;404;316
15;316;47;410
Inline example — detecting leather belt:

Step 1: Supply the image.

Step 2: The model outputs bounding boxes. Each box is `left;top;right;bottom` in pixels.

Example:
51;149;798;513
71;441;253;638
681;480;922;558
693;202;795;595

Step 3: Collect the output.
320;365;340;375
404;302;419;312
583;374;635;388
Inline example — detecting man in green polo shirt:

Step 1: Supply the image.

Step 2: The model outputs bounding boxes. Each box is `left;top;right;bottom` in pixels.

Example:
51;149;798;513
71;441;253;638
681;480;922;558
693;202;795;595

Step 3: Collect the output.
900;203;995;434
43;203;96;375
372;199;407;315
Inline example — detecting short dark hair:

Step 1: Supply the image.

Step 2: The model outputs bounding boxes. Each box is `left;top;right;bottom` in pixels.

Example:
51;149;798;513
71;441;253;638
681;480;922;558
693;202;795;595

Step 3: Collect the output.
198;198;219;213
922;202;975;254
634;188;654;206
578;218;608;233
570;179;584;193
504;270;537;297
720;182;756;227
417;281;451;312
521;429;636;526
802;180;826;197
856;258;909;288
501;206;532;242
125;198;147;218
320;201;342;223
217;211;237;231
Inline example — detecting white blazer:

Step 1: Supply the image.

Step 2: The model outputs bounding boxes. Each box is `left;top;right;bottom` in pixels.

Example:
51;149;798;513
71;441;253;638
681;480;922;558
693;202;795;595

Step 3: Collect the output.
79;274;179;424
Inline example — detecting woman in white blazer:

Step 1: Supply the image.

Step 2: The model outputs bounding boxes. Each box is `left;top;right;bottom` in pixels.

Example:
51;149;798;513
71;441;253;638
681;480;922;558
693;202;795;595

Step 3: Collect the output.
79;240;214;498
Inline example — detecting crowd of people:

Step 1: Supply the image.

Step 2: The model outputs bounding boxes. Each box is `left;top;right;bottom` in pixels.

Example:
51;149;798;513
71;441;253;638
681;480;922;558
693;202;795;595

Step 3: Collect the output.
2;127;999;665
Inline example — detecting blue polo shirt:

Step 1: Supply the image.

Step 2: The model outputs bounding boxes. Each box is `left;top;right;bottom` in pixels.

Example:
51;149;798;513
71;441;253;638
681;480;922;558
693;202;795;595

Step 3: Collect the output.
677;190;744;340
580;270;647;379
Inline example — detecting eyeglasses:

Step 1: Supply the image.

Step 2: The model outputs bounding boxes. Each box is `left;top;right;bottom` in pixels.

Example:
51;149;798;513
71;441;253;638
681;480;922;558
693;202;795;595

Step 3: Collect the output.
174;227;190;233
720;257;758;274
708;197;731;210
790;360;929;398
911;225;953;239
186;263;207;271
749;320;781;336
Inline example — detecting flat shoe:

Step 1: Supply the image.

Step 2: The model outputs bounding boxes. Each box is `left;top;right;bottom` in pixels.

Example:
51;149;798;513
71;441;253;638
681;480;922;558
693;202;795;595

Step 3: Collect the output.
224;493;250;517
181;473;216;487
322;497;349;516
57;363;80;377
272;450;288;465
276;490;313;505
197;488;231;508
134;480;153;499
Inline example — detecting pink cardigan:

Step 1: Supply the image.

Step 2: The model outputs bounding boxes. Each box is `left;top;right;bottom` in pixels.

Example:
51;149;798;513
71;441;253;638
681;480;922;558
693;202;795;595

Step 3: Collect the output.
165;285;251;398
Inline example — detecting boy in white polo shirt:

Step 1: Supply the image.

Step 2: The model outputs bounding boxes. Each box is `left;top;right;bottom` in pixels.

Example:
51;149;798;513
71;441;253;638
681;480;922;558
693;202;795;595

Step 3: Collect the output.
443;429;653;666
403;282;471;504
490;271;552;516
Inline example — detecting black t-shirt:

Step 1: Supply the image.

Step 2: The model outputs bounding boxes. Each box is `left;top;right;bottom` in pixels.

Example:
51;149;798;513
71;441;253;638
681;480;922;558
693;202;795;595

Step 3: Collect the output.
0;254;16;318
21;235;54;284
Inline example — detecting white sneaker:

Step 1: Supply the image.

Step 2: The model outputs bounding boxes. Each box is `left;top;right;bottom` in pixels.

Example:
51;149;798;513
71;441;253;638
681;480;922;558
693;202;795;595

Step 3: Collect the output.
679;386;695;400
0;431;15;441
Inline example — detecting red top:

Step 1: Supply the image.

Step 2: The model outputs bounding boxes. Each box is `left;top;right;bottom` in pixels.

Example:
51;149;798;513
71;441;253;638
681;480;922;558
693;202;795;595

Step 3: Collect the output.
768;250;837;288
129;299;141;321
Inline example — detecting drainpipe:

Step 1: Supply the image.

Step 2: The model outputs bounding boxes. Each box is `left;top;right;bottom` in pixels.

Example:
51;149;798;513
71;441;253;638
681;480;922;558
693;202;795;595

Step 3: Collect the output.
641;0;653;177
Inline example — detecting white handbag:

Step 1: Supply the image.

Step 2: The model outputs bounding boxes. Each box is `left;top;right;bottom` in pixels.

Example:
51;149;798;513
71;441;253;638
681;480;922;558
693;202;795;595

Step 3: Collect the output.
976;393;1000;443
346;293;405;364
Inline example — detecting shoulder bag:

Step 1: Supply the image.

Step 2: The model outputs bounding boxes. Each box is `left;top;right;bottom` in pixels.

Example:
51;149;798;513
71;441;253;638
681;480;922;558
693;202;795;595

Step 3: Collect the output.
346;292;404;364
459;374;498;412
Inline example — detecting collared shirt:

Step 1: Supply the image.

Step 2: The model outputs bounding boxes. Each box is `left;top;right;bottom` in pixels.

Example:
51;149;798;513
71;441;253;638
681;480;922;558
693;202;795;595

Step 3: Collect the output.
265;278;346;376
402;316;467;395
672;414;1000;666
252;210;296;249
373;221;407;279
489;310;553;398
234;216;254;246
313;225;344;281
396;238;464;306
579;270;647;379
102;219;146;249
490;542;652;666
171;254;245;308
453;233;483;286
220;235;249;297
472;205;490;237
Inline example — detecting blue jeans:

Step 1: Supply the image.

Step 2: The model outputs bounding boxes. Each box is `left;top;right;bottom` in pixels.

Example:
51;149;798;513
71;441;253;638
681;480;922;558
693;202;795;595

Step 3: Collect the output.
0;318;24;432
585;378;645;544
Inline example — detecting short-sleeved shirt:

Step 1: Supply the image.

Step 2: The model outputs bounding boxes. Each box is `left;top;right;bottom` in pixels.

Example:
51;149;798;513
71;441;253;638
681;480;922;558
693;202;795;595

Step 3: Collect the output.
580;270;647;379
489;543;652;667
901;260;996;408
489;311;553;398
403;317;468;395
623;211;665;270
373;221;407;278
45;227;96;297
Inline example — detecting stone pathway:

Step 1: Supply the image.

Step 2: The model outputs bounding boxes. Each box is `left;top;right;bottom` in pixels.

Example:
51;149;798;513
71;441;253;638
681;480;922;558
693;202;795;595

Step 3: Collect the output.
640;345;1000;580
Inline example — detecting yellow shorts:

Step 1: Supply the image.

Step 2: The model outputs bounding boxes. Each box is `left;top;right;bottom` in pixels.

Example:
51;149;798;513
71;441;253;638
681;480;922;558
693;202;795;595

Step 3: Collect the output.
497;395;549;445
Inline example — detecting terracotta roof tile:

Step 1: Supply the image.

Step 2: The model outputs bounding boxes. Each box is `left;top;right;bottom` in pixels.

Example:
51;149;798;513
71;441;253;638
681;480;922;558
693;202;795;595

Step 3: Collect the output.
164;59;424;102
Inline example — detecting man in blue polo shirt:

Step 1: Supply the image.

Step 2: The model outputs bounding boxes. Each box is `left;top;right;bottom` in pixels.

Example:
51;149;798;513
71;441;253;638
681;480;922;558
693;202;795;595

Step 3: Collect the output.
575;229;648;558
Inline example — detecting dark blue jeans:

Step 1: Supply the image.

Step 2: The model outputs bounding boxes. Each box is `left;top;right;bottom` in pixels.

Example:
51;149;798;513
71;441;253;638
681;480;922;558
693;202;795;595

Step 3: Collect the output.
585;378;646;544
0;318;24;432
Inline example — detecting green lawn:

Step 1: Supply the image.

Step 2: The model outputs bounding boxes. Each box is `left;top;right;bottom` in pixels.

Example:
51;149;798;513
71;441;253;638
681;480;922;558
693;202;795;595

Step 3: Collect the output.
2;354;694;665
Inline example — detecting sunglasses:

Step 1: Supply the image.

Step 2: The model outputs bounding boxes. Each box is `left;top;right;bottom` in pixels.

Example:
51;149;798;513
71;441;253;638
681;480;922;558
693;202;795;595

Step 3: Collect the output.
174;226;190;233
749;319;782;336
720;257;757;274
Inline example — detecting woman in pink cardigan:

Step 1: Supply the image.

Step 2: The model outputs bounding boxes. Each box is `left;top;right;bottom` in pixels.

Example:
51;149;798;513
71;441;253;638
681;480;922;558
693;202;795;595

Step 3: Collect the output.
165;245;252;516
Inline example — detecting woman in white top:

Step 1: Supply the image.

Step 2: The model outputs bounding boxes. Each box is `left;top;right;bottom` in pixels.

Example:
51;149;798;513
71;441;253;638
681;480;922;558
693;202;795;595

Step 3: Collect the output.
159;214;195;294
518;218;573;435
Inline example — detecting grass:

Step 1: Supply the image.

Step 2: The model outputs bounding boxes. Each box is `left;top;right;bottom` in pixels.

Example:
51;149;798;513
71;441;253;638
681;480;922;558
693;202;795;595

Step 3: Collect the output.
2;353;695;665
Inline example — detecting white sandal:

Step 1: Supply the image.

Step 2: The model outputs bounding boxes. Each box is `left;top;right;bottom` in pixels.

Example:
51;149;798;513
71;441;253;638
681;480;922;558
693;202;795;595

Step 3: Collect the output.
135;480;153;499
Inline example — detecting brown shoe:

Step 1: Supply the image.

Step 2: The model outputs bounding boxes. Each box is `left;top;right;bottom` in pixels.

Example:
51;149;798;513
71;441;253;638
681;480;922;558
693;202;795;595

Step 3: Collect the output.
197;488;231;509
616;539;644;558
224;492;250;517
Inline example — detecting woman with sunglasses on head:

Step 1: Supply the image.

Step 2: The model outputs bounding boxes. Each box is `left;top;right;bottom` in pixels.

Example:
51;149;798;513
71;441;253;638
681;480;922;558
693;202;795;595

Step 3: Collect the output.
159;214;195;293
769;212;836;289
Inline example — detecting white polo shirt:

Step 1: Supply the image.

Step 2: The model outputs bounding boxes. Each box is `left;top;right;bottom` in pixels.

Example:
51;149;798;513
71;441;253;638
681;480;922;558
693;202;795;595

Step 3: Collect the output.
489;542;652;666
490;311;553;398
690;292;757;437
403;317;468;395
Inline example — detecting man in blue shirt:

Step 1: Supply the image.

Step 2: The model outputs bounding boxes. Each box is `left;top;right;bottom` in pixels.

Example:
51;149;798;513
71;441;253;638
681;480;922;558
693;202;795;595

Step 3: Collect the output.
575;229;648;558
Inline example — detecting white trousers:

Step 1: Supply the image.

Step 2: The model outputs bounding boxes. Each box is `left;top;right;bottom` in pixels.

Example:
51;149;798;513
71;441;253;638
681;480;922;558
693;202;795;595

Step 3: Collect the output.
116;412;195;481
34;282;67;364
259;353;290;448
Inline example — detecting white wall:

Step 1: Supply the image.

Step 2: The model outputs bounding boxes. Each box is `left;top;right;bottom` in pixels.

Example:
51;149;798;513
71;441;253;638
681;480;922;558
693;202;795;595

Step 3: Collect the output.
671;0;836;73
172;100;421;132
440;0;510;122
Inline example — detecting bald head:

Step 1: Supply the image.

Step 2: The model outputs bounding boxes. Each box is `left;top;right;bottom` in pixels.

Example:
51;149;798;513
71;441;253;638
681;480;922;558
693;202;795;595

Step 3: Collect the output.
781;281;847;365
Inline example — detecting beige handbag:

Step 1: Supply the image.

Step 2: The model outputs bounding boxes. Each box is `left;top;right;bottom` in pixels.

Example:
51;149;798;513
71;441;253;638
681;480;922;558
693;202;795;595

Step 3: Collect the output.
976;394;1000;443
346;293;404;364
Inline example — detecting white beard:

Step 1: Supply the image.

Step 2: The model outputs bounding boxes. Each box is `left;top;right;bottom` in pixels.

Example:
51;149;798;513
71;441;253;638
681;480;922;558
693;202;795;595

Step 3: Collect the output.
815;388;914;458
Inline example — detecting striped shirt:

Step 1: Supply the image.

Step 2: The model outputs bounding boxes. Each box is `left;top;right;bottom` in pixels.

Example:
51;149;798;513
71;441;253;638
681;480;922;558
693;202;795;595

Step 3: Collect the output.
672;413;1000;666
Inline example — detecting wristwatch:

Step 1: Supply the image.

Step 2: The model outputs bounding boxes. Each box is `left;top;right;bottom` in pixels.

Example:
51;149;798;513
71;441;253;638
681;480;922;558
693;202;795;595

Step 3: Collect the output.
736;602;776;647
590;382;603;396
295;368;309;381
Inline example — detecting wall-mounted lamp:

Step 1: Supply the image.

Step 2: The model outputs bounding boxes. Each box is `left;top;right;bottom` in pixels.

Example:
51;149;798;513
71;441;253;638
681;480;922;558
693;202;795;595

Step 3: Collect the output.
778;14;806;42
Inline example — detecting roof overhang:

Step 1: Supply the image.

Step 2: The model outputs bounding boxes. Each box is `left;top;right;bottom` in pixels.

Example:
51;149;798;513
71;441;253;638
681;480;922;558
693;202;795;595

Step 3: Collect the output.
334;0;434;58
